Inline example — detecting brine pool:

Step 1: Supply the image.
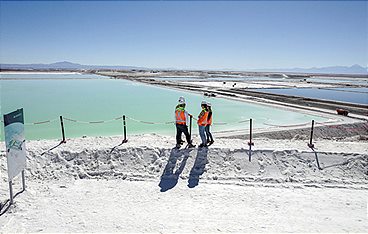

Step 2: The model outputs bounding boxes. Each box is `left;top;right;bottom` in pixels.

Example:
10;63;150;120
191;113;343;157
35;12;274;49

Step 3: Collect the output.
1;73;328;140
255;88;368;105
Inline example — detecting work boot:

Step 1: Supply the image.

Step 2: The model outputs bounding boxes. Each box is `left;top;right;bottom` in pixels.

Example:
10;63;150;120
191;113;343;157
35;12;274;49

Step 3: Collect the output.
187;143;195;148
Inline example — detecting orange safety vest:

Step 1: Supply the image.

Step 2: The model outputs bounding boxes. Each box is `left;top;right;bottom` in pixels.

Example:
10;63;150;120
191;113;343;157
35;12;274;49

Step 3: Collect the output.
175;109;186;125
197;110;208;126
207;112;212;125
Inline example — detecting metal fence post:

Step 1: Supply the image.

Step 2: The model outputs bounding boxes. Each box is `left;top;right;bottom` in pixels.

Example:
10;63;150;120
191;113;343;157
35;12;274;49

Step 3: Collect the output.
40;117;66;155
189;115;193;140
21;170;26;192
313;148;322;170
109;115;128;153
308;120;314;148
307;120;322;170
248;118;254;162
9;181;13;205
60;116;66;143
122;115;128;143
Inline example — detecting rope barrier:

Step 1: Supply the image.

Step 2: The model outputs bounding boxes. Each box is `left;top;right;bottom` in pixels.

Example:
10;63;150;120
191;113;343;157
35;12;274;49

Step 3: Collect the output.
238;119;251;123
213;122;228;126
213;119;250;126
19;116;260;127
33;120;51;125
315;121;362;131
263;122;310;128
126;116;175;125
263;119;344;129
316;122;339;128
88;120;105;124
315;118;341;125
64;117;90;124
2;118;59;125
63;116;124;124
24;118;59;126
126;117;250;126
315;121;341;127
0;111;352;136
29;118;59;125
63;117;77;122
2;115;342;129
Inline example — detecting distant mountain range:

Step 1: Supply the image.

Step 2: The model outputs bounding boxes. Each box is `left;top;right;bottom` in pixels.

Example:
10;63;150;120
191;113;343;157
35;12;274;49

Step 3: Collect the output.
0;61;146;71
251;64;367;75
0;61;366;75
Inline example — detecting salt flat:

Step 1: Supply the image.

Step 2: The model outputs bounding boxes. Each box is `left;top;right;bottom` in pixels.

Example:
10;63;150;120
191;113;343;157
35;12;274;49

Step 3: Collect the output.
1;179;367;232
1;134;367;232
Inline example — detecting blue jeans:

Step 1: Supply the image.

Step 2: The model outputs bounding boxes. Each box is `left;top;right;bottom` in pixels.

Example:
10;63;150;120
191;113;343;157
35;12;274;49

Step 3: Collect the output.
205;125;213;142
198;125;207;145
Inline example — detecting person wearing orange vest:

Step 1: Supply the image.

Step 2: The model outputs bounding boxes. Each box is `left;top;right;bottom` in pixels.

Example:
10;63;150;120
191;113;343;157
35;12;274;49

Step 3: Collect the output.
175;97;195;149
205;102;214;146
197;100;209;147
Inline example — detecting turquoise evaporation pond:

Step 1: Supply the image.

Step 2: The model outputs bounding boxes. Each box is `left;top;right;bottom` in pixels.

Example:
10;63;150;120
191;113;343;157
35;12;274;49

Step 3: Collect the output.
1;73;327;141
255;88;368;105
0;73;105;79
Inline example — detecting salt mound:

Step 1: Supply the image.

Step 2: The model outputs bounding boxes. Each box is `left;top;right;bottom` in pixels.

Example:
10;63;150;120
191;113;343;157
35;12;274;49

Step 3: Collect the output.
20;146;368;189
1;135;367;190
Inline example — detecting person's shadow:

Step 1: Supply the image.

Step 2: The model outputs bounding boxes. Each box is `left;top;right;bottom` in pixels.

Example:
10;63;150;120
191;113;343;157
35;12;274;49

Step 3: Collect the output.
159;148;190;192
188;147;209;188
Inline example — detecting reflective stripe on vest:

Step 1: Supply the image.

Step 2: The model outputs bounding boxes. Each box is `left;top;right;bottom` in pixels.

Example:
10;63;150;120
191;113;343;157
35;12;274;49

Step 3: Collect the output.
175;110;186;125
197;111;208;126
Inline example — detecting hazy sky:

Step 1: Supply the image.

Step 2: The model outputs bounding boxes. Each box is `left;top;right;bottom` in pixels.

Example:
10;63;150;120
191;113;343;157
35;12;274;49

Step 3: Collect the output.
0;1;367;70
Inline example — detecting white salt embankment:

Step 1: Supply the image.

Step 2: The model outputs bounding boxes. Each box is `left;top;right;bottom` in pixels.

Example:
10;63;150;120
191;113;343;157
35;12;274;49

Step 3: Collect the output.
0;135;365;188
0;134;367;232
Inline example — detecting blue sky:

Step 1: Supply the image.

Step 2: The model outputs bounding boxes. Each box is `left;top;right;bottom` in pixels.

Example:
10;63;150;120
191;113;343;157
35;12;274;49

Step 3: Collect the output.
0;1;366;70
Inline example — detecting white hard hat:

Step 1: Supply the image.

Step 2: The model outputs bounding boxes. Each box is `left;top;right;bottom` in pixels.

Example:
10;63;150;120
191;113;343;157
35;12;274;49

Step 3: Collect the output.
207;102;212;107
178;96;185;104
201;100;207;105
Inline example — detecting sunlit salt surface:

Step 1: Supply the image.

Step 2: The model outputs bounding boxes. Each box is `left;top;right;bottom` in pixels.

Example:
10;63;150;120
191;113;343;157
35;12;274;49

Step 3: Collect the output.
154;76;287;82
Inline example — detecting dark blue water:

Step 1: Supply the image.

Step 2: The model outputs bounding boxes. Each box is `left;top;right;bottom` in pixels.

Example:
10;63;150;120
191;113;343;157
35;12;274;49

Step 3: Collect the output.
255;88;368;105
329;87;368;93
307;78;368;85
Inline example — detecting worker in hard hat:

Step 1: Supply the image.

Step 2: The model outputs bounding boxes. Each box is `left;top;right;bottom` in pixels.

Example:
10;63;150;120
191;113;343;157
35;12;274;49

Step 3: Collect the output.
175;97;195;149
205;102;214;146
197;100;209;147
